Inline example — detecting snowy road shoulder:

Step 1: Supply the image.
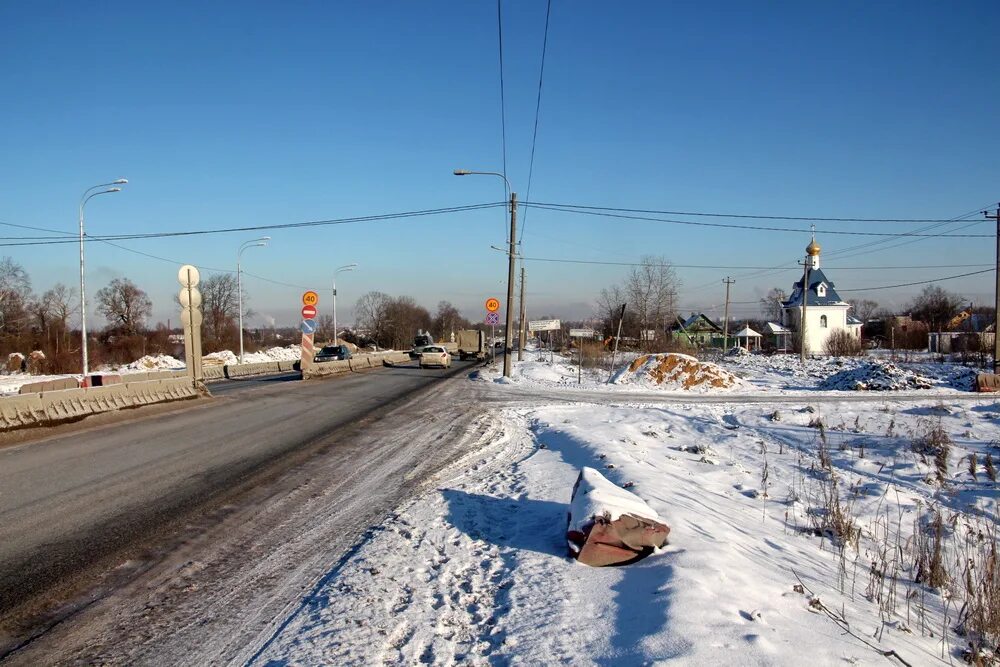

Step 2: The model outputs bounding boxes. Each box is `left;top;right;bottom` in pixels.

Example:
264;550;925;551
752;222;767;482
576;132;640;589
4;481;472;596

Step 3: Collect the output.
255;393;1000;666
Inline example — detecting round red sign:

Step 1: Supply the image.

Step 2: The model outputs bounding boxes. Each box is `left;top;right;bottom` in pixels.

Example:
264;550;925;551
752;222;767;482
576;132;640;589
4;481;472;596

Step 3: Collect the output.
301;305;317;319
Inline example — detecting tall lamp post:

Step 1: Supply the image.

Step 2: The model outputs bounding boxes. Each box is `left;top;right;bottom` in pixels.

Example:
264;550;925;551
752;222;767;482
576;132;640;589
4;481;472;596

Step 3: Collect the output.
333;263;358;345
454;169;517;377
79;179;127;376
237;237;270;364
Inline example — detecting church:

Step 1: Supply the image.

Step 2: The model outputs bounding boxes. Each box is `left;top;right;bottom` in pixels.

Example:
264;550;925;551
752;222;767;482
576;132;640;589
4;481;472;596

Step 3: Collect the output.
781;236;862;354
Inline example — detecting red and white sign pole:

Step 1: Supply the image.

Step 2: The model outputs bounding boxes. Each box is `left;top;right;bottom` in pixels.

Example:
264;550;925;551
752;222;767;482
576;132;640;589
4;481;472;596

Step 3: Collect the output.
300;291;319;369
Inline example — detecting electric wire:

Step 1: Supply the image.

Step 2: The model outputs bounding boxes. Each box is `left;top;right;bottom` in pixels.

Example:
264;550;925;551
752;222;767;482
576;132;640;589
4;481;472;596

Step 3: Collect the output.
517;0;552;245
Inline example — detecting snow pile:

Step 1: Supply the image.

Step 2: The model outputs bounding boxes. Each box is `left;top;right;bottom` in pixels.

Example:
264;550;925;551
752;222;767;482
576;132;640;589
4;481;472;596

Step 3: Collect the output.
111;354;185;372
204;346;301;366
819;360;932;391
203;350;239;366
612;352;743;391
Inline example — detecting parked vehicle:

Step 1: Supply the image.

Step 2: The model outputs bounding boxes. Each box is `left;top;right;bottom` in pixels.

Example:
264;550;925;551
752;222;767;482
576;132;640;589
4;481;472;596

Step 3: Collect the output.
456;329;487;361
418;346;451;369
314;344;352;362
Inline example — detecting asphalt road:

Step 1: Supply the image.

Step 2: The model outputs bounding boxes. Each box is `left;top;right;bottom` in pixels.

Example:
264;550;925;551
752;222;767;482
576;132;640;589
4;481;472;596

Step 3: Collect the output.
0;357;477;647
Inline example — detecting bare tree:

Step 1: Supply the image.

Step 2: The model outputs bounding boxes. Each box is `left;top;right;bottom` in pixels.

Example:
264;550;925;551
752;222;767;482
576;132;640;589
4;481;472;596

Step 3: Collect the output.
386;296;432;349
199;273;240;348
909;285;965;332
316;314;335;342
759;288;787;322
354;291;392;347
847;298;879;324
96;278;152;335
432;301;467;341
0;257;32;333
624;256;679;347
43;283;76;353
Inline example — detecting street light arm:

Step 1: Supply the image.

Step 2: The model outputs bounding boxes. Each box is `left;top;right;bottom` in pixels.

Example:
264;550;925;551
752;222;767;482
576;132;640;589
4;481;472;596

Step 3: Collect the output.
452;169;512;201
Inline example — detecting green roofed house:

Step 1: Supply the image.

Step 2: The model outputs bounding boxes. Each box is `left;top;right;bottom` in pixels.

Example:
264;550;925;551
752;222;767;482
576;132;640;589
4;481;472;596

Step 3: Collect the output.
672;313;723;348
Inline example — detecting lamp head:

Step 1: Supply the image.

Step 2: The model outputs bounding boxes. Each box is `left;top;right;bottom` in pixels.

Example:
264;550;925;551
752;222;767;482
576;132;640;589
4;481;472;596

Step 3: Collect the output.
113;178;128;185
453;169;471;176
107;187;122;193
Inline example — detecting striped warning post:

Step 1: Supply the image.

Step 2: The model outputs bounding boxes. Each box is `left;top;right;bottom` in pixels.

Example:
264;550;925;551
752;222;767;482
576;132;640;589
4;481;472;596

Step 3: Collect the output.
301;333;315;367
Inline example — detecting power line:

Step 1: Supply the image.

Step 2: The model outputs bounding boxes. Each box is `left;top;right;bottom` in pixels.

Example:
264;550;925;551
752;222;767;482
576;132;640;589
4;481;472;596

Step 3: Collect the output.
520;202;991;237
518;0;552;245
520;256;990;270
497;0;508;186
837;269;994;293
523;200;997;224
0;202;505;247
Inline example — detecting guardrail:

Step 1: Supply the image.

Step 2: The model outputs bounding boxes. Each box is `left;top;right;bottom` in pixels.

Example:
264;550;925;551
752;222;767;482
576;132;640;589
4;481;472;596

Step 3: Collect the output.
1;377;204;433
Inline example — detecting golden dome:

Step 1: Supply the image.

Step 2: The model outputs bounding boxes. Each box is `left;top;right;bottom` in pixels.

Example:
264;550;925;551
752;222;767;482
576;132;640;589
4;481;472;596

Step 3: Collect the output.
806;237;821;256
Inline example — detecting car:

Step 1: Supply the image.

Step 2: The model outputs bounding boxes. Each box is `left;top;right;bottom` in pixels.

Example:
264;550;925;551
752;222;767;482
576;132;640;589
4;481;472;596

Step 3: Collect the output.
418;345;451;369
314;344;352;362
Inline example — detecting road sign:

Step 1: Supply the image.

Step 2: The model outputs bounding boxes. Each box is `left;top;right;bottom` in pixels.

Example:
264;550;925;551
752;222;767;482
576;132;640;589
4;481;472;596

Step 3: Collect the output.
178;287;202;309
486;311;500;326
302;304;317;319
302;291;319;307
528;319;561;332
181;308;203;328
485;297;500;313
178;265;200;288
570;328;595;338
301;319;317;334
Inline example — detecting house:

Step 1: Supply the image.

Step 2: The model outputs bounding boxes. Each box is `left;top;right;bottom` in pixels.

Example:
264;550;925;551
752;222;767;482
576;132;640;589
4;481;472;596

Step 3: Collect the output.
763;321;792;352
781;235;861;354
672;313;722;347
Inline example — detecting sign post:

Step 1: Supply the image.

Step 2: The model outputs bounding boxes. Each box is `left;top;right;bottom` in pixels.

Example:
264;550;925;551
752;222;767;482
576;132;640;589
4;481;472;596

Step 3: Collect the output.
178;265;203;384
300;291;319;370
485;299;500;365
528;319;560;364
570;328;595;385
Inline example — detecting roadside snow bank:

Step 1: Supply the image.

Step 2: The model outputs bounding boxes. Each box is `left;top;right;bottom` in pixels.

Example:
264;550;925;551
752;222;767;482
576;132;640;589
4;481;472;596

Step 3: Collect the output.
107;354;185;372
819;360;932;391
612;353;743;391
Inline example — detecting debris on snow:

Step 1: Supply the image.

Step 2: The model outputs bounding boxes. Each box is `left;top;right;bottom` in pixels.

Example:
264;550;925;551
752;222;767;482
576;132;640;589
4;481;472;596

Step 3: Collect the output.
819;360;933;391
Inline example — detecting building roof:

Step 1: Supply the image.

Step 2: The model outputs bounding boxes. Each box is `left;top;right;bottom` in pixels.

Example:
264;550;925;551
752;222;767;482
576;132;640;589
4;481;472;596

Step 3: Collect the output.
782;269;848;308
675;313;722;333
734;326;762;338
846;315;863;326
764;321;791;334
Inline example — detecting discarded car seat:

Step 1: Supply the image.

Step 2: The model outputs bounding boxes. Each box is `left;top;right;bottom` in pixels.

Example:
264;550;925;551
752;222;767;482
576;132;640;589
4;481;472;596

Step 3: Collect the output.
566;466;670;566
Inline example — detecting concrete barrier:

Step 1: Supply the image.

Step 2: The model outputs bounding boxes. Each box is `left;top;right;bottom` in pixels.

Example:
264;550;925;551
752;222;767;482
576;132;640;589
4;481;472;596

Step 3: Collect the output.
0;377;203;433
303;359;351;379
18;377;80;394
202;366;226;381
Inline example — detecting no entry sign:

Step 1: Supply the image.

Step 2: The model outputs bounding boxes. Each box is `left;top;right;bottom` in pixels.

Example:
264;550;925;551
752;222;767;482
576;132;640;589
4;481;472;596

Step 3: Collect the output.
302;305;317;319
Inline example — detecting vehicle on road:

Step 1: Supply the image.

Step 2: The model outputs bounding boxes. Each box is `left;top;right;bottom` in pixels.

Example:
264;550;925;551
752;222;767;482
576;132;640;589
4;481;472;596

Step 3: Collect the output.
456;329;487;361
418;346;451;369
314;344;352;362
410;331;435;358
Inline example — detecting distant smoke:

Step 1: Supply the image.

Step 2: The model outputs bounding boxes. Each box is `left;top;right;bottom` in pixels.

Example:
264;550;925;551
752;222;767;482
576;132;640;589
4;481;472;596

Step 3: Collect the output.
265;315;276;327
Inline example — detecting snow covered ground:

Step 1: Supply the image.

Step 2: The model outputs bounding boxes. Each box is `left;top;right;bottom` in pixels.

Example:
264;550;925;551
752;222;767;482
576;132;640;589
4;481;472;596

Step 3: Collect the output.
254;361;1000;665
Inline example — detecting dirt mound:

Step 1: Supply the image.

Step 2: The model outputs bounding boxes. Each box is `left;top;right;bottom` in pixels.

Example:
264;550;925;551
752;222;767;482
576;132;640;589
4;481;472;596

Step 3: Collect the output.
612;353;743;391
819;360;932;391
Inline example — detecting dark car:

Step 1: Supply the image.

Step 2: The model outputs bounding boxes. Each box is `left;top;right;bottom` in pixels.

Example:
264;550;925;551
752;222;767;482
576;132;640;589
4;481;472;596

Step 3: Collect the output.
314;344;352;362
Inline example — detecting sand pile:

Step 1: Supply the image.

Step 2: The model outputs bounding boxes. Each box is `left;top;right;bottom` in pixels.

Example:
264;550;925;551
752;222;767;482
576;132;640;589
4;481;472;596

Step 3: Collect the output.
612;353;743;391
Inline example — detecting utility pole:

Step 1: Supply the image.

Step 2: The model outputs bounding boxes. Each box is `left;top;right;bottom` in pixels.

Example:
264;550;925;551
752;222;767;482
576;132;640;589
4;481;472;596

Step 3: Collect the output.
798;255;811;363
518;265;526;361
722;277;735;352
503;193;517;377
986;205;1000;372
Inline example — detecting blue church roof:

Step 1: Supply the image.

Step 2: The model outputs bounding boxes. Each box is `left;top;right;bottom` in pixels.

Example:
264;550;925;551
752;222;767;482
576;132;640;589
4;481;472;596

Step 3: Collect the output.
782;269;848;308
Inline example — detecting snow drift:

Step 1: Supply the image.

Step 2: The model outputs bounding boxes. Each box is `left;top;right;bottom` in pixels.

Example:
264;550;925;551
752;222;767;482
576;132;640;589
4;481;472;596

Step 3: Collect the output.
612;353;743;391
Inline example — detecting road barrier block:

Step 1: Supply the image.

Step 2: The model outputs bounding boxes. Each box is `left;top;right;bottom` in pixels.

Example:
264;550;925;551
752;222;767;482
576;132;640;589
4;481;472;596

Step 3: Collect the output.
18;377;80;394
202;366;226;381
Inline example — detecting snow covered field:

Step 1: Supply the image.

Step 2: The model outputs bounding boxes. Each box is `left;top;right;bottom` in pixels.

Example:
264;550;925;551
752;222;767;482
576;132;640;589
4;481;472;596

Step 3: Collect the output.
255;358;1000;666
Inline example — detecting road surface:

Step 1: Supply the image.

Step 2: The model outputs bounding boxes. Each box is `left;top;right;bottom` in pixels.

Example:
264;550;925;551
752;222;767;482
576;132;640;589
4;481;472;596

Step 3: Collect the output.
0;357;481;661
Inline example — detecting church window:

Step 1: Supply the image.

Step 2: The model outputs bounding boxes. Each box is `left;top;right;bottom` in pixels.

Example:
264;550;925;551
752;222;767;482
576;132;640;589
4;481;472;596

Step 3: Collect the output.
817;283;826;297
820;315;828;328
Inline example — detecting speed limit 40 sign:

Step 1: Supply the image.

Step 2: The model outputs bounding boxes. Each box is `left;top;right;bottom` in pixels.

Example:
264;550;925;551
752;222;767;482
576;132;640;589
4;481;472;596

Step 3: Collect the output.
485;297;500;312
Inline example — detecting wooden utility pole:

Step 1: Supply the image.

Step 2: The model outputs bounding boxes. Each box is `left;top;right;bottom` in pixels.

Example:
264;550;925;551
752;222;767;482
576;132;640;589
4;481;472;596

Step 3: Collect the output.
503;193;517;377
798;256;811;363
518;265;526;361
722;277;735;352
986;205;1000;372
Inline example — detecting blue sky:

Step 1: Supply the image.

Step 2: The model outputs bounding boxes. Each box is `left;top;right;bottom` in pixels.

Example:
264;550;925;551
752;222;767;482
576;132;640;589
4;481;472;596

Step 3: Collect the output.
2;1;998;328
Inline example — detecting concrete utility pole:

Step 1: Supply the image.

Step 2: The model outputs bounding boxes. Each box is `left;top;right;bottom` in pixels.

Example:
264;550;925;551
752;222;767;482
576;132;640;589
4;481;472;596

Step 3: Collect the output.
798;256;811;364
722;277;735;352
518;265;526;361
503;193;518;377
986;205;1000;372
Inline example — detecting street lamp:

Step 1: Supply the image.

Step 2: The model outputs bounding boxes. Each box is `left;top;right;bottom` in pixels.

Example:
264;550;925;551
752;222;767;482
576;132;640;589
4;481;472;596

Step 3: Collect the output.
79;179;127;376
237;236;270;364
333;263;358;345
454;168;517;377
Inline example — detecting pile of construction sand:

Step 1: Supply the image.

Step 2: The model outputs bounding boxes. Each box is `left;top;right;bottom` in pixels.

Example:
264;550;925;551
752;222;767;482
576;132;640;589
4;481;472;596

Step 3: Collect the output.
611;353;744;392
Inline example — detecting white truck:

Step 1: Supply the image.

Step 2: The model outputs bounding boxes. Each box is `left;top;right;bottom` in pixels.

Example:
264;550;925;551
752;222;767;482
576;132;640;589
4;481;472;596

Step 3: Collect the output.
456;329;487;361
